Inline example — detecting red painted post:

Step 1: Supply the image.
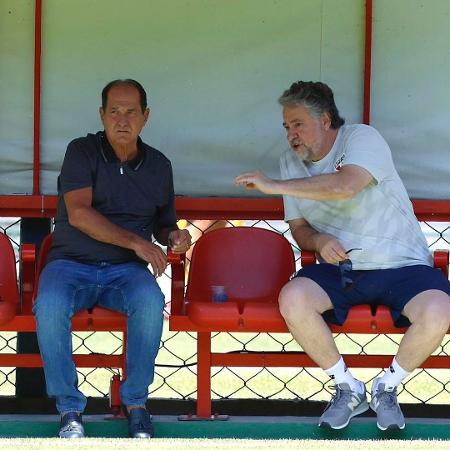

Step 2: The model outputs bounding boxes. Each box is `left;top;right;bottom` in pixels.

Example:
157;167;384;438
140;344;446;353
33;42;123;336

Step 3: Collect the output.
196;332;212;417
363;0;373;125
33;0;43;195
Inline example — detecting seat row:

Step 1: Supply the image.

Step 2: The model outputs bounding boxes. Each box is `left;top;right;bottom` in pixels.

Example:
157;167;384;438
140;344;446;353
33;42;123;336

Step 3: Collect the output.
0;226;449;418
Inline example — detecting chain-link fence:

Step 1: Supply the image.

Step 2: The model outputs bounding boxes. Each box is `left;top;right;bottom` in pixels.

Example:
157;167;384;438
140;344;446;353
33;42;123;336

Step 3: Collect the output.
1;217;449;407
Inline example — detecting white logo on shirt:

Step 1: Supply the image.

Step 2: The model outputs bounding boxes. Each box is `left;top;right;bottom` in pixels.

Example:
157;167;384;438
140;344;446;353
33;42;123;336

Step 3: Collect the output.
334;153;345;171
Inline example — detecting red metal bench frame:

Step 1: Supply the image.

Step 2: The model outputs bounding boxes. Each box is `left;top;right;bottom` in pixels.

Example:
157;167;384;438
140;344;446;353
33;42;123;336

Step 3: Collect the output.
0;233;129;414
0;232;179;414
169;211;450;419
1;197;449;417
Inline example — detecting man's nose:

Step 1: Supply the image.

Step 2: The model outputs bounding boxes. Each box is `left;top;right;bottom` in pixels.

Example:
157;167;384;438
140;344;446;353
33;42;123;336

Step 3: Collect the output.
116;113;129;125
287;128;297;140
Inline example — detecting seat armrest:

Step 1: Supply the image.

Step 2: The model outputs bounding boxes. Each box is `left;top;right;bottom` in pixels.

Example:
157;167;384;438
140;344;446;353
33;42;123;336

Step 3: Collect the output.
301;250;316;267
168;250;186;315
433;249;449;278
20;243;37;314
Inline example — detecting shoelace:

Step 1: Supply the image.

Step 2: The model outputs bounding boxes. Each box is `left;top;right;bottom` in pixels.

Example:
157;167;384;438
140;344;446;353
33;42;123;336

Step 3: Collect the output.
324;385;345;410
61;422;82;432
377;389;398;409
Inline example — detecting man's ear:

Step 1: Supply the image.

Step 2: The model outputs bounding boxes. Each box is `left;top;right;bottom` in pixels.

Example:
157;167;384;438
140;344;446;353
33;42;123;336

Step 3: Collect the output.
322;112;332;130
144;108;150;123
99;106;105;122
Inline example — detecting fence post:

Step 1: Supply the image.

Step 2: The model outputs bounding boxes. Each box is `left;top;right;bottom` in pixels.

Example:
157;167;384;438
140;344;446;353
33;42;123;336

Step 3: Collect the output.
16;218;51;398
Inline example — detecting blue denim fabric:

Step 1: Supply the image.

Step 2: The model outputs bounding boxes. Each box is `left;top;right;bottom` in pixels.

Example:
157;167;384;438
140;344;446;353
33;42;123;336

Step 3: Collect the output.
33;259;164;414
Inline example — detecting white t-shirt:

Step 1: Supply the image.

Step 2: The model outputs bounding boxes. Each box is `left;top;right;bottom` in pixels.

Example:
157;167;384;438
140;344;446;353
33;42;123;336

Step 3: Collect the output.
280;124;432;270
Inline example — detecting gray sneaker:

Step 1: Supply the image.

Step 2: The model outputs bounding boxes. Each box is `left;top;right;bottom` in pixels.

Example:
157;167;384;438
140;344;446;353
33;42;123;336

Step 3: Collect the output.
370;378;405;430
59;412;85;438
319;382;369;429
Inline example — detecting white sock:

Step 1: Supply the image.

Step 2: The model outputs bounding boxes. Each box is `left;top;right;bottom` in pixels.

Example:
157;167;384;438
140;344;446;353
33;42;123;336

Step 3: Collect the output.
378;357;411;391
324;357;364;394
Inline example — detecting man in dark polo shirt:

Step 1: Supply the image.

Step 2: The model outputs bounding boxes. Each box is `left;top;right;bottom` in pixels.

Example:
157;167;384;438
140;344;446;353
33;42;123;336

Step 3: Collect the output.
34;79;191;439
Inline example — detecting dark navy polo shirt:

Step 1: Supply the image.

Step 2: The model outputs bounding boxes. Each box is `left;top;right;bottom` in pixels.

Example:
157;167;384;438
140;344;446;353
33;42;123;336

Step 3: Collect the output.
48;131;177;264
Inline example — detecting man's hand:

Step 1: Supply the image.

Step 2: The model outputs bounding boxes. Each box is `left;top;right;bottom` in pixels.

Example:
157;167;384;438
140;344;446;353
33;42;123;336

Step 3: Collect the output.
168;229;192;254
133;240;168;277
315;234;347;264
234;170;278;195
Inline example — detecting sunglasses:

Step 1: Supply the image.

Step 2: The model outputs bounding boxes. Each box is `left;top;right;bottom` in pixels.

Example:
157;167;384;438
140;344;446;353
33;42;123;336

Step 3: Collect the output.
339;248;362;291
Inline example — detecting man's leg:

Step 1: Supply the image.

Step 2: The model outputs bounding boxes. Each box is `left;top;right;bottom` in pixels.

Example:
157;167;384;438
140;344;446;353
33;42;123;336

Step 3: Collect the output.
34;260;96;437
279;277;368;429
99;262;164;438
371;289;450;430
397;290;450;370
279;277;338;367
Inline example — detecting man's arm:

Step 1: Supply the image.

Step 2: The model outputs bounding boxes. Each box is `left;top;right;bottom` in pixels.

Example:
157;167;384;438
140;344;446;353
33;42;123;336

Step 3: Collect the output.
65;187;168;276
235;164;373;200
289;218;347;264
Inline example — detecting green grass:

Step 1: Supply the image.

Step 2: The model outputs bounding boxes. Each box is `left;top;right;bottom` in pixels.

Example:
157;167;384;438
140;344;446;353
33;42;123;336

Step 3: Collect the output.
0;438;448;450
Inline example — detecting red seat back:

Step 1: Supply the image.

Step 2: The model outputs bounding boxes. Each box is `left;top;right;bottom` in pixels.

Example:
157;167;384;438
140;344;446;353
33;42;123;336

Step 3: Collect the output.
0;233;19;324
186;227;295;304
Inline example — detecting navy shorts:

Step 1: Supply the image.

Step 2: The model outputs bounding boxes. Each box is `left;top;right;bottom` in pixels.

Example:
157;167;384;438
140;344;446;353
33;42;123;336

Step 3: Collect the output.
294;264;450;327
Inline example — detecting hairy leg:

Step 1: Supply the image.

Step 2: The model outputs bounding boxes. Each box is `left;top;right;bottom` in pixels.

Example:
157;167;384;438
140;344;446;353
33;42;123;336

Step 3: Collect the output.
396;289;450;371
279;277;339;369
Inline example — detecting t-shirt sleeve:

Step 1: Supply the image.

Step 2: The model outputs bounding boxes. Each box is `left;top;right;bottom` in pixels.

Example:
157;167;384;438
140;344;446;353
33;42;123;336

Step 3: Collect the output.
59;140;94;194
342;125;396;183
280;153;304;222
153;161;178;234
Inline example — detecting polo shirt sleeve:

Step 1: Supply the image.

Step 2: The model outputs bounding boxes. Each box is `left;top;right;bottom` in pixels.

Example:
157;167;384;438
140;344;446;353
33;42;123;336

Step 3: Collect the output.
342;125;396;184
59;139;94;194
153;161;178;234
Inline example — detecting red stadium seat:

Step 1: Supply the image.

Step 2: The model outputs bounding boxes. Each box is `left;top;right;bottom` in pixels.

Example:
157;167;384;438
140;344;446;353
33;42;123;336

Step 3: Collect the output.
169;226;450;418
0;233;19;324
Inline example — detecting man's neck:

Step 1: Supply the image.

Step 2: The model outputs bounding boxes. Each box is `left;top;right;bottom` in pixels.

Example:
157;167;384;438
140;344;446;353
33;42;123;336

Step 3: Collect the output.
111;142;138;163
314;128;339;162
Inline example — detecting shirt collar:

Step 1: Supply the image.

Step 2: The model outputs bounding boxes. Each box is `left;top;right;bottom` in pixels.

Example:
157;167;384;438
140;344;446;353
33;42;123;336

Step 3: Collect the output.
98;131;145;171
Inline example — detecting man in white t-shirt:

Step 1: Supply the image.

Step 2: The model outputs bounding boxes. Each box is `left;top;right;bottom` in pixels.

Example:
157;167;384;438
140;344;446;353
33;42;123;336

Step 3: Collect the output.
235;81;450;431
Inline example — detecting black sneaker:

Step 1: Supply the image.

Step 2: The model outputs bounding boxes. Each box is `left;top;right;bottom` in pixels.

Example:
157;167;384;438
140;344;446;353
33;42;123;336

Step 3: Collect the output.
127;407;154;438
59;412;85;438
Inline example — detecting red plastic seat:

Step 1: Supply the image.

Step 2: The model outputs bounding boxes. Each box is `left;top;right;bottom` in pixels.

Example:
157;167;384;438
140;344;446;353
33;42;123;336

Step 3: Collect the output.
185;227;295;330
169;227;450;419
0;233;19;324
170;226;296;418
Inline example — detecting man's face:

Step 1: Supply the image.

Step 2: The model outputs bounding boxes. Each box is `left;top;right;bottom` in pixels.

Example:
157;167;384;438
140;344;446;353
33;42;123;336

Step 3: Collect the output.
100;84;149;149
282;104;329;161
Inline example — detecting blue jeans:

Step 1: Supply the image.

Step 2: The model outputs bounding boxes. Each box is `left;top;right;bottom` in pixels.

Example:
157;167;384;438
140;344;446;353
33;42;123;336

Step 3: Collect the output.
33;259;164;414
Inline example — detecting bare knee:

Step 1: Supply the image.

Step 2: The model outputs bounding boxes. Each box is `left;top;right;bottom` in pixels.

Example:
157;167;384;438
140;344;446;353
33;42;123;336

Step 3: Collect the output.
278;280;308;320
408;291;450;334
278;277;332;322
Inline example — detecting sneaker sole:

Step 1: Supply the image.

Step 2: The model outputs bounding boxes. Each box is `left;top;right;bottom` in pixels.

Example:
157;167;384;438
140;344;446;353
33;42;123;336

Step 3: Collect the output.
370;402;405;431
59;432;85;438
376;422;405;431
319;402;370;430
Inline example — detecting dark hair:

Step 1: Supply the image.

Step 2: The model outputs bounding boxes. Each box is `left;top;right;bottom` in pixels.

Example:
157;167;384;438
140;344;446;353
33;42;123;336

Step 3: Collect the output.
278;81;344;129
101;79;148;113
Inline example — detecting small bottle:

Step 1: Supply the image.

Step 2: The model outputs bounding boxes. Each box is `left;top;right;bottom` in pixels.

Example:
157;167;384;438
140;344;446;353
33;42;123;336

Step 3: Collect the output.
211;285;228;303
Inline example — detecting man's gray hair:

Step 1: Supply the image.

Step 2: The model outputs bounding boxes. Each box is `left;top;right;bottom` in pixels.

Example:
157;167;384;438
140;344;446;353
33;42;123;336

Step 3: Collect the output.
278;81;345;129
